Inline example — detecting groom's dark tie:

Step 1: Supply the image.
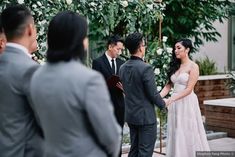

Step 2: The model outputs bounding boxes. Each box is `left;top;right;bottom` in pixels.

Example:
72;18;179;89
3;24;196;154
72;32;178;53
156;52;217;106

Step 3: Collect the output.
111;59;115;74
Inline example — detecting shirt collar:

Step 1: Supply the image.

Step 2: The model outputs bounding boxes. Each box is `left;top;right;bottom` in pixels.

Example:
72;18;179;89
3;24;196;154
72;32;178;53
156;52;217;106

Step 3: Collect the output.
105;52;116;61
130;55;143;61
6;42;32;58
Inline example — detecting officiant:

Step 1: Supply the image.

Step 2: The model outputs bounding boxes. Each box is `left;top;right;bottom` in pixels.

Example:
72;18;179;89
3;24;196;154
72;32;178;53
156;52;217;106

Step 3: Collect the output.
92;35;125;157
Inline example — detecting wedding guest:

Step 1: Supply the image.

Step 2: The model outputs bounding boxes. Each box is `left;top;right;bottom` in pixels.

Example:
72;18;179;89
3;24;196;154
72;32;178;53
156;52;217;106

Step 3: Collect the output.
119;32;166;157
0;5;44;157
30;11;121;157
0;15;36;54
160;38;210;157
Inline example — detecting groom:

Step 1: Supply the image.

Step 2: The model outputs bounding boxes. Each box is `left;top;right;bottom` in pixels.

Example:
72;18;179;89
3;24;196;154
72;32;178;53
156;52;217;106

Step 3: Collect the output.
119;32;166;157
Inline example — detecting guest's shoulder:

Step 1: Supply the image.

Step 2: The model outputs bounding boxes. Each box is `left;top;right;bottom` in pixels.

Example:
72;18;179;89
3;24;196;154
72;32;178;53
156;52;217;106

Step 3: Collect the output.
78;62;103;78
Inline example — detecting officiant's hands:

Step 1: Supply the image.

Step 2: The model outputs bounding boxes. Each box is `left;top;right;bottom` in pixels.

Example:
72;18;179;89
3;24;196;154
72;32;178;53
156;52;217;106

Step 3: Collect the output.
116;82;124;92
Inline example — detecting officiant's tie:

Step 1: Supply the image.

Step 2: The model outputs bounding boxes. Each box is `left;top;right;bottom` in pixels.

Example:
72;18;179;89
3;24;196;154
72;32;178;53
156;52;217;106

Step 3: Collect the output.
111;59;116;74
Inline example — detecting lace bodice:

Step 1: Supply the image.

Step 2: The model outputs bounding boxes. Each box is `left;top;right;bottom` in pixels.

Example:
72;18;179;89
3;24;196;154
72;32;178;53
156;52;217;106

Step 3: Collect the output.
171;72;189;93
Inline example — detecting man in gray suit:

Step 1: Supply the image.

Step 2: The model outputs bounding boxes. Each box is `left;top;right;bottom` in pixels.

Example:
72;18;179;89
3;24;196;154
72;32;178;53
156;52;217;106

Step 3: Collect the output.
30;11;121;157
119;32;166;157
0;5;44;157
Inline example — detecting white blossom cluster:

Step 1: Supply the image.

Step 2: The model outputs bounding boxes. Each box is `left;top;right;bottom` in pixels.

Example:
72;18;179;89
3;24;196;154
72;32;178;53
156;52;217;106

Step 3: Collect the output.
146;36;173;90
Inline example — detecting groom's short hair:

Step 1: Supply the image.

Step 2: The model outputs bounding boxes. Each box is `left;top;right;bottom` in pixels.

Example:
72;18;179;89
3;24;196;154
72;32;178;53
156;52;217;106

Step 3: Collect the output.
125;32;143;55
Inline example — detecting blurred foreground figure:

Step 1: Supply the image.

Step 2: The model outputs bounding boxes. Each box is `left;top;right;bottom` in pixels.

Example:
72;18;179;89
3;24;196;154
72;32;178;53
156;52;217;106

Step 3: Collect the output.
0;5;44;157
30;11;121;157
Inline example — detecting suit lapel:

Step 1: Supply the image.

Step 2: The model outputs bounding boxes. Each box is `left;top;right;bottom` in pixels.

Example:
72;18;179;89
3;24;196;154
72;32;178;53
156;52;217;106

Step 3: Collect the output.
102;54;113;75
116;59;122;74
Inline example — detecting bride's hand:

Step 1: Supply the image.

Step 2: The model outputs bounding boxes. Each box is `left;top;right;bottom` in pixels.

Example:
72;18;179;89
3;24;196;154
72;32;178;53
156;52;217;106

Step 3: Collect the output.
164;98;174;108
163;98;170;107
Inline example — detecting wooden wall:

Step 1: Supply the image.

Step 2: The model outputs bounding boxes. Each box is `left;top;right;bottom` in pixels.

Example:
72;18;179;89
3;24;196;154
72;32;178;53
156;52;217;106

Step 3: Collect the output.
194;76;232;115
205;103;235;137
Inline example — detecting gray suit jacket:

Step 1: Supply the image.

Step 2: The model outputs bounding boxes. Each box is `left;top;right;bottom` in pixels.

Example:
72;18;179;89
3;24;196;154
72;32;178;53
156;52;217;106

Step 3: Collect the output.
0;46;44;157
30;60;121;157
119;56;165;125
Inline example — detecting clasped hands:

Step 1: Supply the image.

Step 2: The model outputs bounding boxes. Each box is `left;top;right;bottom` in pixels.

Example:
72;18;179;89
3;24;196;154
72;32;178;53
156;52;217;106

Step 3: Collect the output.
163;97;174;108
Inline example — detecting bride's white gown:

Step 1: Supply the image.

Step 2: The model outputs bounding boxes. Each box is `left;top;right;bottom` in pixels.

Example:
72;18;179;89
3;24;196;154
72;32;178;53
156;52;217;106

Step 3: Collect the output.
166;73;210;157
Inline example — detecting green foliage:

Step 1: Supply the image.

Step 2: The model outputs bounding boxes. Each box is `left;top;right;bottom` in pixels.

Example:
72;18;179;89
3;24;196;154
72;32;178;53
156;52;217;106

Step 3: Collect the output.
145;36;172;89
162;0;231;48
228;72;235;93
195;56;218;75
82;0;165;55
0;0;165;58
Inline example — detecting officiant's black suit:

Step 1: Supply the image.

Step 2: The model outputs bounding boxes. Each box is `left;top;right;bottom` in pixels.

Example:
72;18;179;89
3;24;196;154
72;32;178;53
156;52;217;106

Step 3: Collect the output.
92;54;125;128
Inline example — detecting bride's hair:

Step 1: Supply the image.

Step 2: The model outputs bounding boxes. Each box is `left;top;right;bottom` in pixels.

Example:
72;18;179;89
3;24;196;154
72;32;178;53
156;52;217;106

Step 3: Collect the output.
167;38;193;83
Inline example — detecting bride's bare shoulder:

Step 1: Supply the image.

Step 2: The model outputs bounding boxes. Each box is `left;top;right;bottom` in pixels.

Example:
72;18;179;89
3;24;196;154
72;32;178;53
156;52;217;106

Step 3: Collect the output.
188;61;199;76
189;61;199;69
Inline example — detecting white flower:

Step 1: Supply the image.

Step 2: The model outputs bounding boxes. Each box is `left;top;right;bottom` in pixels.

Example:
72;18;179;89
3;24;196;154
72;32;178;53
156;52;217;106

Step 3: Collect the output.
166;47;173;53
37;1;42;6
32;4;37;8
120;1;128;7
156;48;163;55
41;20;47;25
157;86;162;91
17;0;24;4
66;0;72;5
162;36;168;42
146;4;153;10
154;68;160;75
163;64;167;68
90;2;97;7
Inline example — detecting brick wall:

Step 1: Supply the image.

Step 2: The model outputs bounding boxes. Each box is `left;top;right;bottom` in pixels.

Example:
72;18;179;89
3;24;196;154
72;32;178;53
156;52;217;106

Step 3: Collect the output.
204;98;235;138
194;75;233;115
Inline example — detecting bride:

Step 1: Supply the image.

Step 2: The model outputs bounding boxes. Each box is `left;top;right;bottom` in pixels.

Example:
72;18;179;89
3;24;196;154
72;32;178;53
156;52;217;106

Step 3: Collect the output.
160;39;210;157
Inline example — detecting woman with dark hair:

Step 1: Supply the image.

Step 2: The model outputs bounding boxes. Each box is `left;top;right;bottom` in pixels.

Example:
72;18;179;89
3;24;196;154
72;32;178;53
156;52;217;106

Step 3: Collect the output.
160;39;210;157
30;11;121;157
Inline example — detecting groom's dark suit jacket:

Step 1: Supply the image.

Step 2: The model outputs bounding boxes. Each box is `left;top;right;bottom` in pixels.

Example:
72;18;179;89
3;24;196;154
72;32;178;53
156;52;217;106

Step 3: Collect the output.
119;56;165;125
92;54;125;127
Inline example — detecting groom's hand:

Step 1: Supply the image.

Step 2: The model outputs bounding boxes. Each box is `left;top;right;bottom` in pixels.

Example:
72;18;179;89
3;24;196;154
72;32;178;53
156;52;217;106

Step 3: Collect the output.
164;98;173;108
163;98;169;107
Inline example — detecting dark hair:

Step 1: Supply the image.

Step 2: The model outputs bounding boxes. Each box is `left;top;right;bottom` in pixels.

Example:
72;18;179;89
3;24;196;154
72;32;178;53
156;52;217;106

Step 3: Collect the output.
0;17;3;34
46;11;88;63
1;5;32;40
107;35;124;48
125;32;143;54
167;38;193;83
